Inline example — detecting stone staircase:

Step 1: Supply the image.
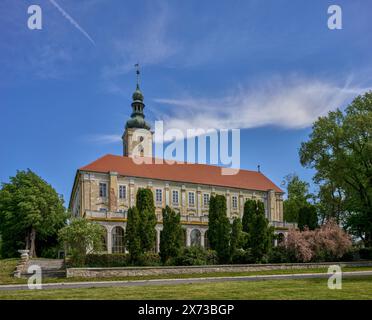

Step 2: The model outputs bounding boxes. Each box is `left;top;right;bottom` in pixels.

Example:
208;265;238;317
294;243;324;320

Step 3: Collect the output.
23;259;66;279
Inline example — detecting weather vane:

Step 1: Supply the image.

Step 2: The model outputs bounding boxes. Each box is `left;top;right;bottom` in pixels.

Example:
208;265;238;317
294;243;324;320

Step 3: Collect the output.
134;63;140;87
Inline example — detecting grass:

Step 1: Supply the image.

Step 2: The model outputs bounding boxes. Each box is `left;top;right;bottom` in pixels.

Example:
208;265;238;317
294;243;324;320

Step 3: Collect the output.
0;259;25;285
0;276;372;300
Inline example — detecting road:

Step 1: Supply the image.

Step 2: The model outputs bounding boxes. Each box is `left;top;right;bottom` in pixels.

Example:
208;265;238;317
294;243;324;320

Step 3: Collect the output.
1;271;372;291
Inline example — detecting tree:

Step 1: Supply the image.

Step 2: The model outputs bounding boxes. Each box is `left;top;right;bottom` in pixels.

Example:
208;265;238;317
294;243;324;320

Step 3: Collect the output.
159;206;183;263
230;218;243;257
242;199;256;233
246;200;274;262
208;195;231;263
281;220;352;262
317;182;346;225
125;207;141;262
283;174;312;223
298;205;318;231
58;218;104;266
136;188;157;252
0;170;66;258
300;92;372;246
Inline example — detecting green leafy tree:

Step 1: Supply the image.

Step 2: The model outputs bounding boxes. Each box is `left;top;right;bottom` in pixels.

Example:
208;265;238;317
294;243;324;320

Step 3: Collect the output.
208;195;231;263
246;200;274;262
136;188;157;252
283;174;313;222
125;207;141;261
0;170;66;258
230;218;243;257
58;218;104;266
317;182;346;225
298;205;318;231
159;206;183;263
300;92;372;246
242;199;256;232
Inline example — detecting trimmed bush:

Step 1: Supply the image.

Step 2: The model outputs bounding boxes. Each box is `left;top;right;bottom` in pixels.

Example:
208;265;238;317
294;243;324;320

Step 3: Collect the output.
339;248;359;262
231;249;255;264
171;246;216;266
83;253;161;267
84;254;130;267
268;246;289;263
359;247;372;260
135;252;161;266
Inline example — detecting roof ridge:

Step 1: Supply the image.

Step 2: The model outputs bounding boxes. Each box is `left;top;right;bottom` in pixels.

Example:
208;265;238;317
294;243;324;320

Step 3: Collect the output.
102;154;263;175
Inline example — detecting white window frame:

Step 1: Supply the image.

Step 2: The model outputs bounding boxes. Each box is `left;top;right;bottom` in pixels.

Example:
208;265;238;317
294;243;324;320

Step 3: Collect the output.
188;192;195;207
203;193;210;207
232;195;238;209
156;188;163;204
172;190;179;206
99;182;107;198
118;185;126;199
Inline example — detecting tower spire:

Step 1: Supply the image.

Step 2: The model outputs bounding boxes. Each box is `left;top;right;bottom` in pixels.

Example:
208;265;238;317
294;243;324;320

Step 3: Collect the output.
122;64;153;158
134;63;140;89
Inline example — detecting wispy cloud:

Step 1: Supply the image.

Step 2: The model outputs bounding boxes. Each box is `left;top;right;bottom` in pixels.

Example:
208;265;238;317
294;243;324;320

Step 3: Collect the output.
83;134;121;144
88;76;371;144
48;0;95;46
153;75;371;133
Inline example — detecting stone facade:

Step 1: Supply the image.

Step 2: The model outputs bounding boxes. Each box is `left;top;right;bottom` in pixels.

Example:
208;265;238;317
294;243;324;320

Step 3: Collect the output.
68;73;295;254
70;170;289;254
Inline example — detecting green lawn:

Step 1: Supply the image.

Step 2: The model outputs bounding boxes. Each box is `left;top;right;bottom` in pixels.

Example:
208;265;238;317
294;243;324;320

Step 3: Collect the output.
0;276;372;300
0;259;25;285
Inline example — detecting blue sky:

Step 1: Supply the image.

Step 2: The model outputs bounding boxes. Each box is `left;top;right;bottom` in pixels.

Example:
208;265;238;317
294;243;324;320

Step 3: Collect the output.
1;0;372;205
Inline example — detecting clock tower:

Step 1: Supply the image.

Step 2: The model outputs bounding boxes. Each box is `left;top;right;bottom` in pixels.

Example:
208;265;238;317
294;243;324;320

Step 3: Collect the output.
122;65;153;158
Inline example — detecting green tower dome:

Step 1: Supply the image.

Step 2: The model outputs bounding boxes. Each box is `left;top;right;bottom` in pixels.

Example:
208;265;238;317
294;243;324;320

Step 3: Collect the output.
125;65;150;130
132;84;144;101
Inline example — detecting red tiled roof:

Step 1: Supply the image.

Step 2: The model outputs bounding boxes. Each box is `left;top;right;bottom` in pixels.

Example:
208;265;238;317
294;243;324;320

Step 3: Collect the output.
79;154;283;193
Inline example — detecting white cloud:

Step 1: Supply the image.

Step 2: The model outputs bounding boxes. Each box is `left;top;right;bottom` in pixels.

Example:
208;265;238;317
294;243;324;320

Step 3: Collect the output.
153;76;371;133
83;134;122;144
89;76;371;145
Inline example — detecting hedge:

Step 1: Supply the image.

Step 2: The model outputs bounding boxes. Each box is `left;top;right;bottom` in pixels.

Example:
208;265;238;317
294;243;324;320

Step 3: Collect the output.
359;247;372;260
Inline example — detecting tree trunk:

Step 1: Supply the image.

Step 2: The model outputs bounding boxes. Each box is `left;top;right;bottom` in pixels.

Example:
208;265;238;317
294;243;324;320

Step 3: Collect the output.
29;228;37;258
25;234;30;251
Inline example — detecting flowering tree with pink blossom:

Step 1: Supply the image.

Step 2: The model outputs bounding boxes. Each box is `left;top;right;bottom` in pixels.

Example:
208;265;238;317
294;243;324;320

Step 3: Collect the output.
281;219;352;262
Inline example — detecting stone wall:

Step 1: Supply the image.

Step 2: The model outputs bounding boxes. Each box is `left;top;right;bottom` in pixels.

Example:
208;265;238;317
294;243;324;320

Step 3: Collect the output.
67;261;372;278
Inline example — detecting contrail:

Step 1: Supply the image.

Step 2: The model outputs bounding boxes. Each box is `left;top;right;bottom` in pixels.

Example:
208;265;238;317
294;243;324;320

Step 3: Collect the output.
48;0;95;46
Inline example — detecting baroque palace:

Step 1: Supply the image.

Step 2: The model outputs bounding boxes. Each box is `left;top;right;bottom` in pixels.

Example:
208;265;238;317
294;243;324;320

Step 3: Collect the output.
68;74;294;254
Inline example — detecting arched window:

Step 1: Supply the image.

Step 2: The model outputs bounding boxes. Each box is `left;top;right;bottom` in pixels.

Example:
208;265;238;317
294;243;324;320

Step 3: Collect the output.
190;229;201;247
277;233;285;244
112;226;125;253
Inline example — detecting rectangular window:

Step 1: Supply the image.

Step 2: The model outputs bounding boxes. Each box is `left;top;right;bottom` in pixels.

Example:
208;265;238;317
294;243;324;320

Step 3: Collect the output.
119;185;126;199
172;190;179;205
232;196;238;209
156;189;163;203
188;192;195;206
203;193;210;207
99;183;107;198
